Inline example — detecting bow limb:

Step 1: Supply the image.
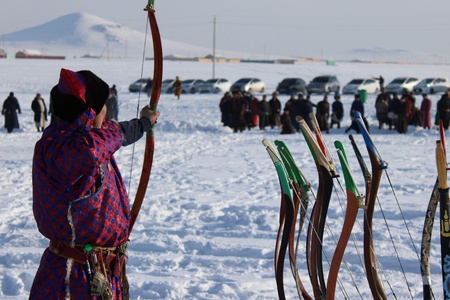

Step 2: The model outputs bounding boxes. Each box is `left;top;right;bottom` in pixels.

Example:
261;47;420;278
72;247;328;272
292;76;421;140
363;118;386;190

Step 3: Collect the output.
275;140;313;300
129;1;163;234
421;120;445;300
298;118;335;299
351;114;389;300
326;141;363;300
262;140;294;300
436;140;450;300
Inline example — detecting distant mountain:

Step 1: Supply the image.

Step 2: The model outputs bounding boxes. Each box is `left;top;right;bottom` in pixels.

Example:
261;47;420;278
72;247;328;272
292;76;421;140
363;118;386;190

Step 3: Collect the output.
1;12;224;59
337;47;446;65
1;13;445;64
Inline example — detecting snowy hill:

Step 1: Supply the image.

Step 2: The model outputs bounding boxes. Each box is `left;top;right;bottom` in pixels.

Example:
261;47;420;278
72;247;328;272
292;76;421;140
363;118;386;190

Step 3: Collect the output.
0;12;445;64
1;12;221;59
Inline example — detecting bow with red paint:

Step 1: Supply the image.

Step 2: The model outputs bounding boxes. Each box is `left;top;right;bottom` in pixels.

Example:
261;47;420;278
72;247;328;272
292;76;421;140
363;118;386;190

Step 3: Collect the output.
129;0;163;234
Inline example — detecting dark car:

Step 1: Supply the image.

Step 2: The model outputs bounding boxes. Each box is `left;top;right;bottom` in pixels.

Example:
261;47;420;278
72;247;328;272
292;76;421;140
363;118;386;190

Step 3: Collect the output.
276;78;307;95
306;75;340;95
129;78;152;93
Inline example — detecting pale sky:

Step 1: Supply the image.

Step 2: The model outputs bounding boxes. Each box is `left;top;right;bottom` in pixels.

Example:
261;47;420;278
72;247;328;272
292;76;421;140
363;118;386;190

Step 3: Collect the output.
2;0;450;62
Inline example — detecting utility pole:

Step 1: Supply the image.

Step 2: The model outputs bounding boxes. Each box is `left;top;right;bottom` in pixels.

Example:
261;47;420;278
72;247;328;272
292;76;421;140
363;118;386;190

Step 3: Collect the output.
212;15;216;79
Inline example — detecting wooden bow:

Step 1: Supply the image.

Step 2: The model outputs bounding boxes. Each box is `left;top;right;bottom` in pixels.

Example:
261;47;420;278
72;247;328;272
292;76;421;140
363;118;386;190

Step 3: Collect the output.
298;114;336;299
420;120;445;300
352;112;389;300
326;140;364;300
129;0;163;234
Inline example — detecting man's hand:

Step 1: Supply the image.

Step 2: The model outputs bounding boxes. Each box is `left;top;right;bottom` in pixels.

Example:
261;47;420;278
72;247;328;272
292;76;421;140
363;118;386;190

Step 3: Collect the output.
140;105;160;125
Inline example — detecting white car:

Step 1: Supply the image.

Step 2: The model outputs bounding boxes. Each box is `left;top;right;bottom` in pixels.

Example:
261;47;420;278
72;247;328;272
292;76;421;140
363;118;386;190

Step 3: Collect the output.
413;78;450;94
385;77;419;95
161;79;175;93
230;78;265;93
342;78;379;95
198;78;232;93
179;79;205;94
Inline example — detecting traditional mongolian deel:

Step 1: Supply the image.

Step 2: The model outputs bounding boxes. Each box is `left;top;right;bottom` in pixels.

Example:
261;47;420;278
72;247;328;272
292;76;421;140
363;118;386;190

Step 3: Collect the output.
31;108;131;299
29;64;157;299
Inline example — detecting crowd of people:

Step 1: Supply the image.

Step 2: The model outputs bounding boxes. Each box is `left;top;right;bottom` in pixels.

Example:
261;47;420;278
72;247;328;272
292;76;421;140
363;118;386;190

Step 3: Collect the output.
219;90;360;134
2;85;119;133
218;86;450;135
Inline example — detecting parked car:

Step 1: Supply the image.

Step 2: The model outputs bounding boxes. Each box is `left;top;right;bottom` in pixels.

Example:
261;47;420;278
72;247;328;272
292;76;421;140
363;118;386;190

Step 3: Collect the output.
198;78;232;93
230;78;265;93
161;79;175;93
413;78;450;94
342;78;379;95
181;79;205;94
385;77;419;95
306;75;340;94
276;78;307;95
129;78;151;93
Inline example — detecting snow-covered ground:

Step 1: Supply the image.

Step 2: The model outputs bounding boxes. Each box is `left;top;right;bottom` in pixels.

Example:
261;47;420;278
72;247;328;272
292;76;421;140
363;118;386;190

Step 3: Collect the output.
0;58;449;299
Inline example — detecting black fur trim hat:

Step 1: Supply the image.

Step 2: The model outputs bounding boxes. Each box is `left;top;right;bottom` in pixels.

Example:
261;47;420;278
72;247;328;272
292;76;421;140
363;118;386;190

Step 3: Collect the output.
50;68;109;122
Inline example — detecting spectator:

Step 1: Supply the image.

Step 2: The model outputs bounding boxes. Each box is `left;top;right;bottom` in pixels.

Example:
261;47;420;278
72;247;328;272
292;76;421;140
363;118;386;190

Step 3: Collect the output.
250;94;259;128
173;76;182;100
258;95;271;130
316;94;330;133
375;95;389;129
219;92;232;127
230;91;245;132
105;88;118;121
420;93;432;129
330;94;343;129
280;108;295;134
297;94;315;130
397;95;412;133
269;91;281;129
388;92;401;130
284;94;299;131
31;93;47;132
345;94;368;133
372;75;385;90
437;89;450;130
2;92;21;133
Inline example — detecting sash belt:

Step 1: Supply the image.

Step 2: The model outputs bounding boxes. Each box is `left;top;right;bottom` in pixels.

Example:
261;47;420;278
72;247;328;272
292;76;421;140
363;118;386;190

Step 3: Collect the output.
49;240;119;264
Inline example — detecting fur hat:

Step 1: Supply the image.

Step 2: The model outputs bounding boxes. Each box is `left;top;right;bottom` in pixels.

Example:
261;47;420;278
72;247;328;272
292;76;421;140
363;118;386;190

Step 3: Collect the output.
50;68;109;122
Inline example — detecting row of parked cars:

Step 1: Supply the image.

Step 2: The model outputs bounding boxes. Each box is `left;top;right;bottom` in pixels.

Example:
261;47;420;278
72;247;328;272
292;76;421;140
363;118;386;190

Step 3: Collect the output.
128;77;266;94
129;75;450;96
277;76;450;95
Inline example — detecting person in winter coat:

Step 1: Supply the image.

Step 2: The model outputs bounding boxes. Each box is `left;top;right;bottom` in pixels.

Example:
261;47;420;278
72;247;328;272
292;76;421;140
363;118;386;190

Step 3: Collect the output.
31;93;47;132
250;94;259;128
375;96;389;129
219;92;232;127
284;94;299;132
230;91;245;132
316;94;330;133
258;94;271;130
2;92;21;133
105;88;118;121
388;92;401;130
172;76;182;99
345;94;368;133
269;91;281;128
420;93;432;129
297;94;315;130
437;91;450;129
30;68;160;300
330;94;343;129
280;108;295;134
397;95;412;133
